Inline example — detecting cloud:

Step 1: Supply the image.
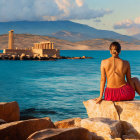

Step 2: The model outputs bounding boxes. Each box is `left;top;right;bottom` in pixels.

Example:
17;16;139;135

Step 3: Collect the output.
134;17;140;24
114;19;134;29
0;0;112;22
114;17;140;35
75;0;84;7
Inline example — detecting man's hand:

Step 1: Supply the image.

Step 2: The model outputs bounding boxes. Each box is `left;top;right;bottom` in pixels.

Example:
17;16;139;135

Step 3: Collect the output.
93;96;102;104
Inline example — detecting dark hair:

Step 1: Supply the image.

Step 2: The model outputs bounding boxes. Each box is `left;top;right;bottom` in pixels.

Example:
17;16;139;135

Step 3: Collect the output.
109;42;121;53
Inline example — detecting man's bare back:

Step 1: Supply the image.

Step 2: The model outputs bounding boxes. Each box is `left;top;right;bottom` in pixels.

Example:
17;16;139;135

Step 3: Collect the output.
102;57;129;88
94;42;140;103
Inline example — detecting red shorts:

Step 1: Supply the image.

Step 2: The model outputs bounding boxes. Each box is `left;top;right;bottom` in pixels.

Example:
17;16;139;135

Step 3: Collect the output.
104;84;135;101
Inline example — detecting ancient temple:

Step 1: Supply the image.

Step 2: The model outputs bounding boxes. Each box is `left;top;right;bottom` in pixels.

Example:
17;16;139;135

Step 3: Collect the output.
33;42;54;49
3;30;60;58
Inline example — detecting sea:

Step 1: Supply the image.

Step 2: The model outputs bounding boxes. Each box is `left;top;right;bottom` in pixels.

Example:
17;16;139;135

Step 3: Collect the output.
0;50;140;122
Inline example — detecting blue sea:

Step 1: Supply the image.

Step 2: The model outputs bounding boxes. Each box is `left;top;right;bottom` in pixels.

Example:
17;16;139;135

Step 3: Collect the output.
0;50;140;122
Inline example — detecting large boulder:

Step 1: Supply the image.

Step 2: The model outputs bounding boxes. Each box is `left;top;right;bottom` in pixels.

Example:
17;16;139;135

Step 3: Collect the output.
54;118;81;128
83;99;140;139
81;118;122;140
83;100;119;120
114;101;140;139
0;101;20;122
27;127;102;140
0;117;55;140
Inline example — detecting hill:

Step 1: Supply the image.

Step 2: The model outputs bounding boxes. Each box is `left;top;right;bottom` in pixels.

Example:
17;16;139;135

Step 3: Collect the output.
0;34;140;50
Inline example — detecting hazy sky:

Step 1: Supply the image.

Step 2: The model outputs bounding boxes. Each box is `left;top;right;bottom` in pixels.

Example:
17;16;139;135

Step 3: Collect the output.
0;0;140;35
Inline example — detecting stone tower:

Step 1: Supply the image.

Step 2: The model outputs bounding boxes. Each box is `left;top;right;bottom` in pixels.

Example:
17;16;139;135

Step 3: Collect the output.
8;30;14;49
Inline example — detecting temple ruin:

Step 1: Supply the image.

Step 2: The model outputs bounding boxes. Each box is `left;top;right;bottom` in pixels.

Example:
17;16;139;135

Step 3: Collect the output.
3;30;60;58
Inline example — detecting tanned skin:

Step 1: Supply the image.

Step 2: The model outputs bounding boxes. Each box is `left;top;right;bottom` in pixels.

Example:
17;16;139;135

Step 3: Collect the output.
94;46;140;104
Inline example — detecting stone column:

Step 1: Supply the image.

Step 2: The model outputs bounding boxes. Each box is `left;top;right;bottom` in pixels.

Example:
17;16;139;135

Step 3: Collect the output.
44;43;46;49
46;43;48;49
37;44;39;49
49;43;51;49
52;43;54;49
43;43;45;49
34;43;36;49
8;30;14;49
40;43;42;49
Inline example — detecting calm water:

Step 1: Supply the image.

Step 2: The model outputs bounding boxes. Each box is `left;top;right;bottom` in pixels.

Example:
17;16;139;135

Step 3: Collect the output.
0;50;140;122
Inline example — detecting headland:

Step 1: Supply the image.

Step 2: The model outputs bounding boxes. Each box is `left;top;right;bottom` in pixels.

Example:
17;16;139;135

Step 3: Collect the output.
0;30;92;60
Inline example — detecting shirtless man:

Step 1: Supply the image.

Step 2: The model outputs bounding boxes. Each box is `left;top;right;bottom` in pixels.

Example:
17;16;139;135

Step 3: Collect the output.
94;42;140;104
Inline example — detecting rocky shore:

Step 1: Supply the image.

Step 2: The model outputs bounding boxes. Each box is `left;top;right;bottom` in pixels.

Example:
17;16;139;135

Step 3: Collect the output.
0;53;92;61
0;100;140;140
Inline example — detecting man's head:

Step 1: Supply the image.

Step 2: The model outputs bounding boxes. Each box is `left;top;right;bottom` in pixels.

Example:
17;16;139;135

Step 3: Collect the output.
109;42;121;57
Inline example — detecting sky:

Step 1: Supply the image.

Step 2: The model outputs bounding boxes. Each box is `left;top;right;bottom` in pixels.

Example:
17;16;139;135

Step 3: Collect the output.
0;0;140;35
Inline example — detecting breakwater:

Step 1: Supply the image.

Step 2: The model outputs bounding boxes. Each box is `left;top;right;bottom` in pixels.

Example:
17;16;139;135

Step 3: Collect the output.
0;53;92;60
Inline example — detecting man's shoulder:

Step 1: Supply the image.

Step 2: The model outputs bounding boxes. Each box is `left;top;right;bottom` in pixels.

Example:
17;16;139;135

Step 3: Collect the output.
101;58;110;67
122;60;129;65
101;58;111;63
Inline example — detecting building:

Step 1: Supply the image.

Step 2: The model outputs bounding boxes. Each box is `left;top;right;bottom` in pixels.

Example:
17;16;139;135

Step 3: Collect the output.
3;30;60;58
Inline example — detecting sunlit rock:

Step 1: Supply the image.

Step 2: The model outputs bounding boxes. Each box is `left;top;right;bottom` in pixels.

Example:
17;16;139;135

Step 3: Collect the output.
0;117;55;140
83;99;140;139
81;118;122;140
54;118;81;128
27;127;101;140
0;101;20;122
83;100;119;120
114;100;140;139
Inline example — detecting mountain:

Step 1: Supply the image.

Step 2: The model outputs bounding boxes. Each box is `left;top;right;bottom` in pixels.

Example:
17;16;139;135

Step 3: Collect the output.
50;30;92;42
0;34;140;50
76;38;140;50
133;33;140;40
0;20;138;42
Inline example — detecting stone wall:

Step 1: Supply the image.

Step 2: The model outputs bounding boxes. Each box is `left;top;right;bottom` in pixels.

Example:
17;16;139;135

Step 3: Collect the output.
42;49;60;57
32;49;43;56
3;49;32;55
3;48;60;57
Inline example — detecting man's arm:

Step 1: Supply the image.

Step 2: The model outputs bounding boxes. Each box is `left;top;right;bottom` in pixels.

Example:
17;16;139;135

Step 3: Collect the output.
100;60;106;98
126;61;135;90
94;60;106;103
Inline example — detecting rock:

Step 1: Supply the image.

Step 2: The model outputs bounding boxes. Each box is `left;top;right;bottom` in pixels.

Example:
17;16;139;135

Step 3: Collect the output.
82;56;86;59
83;99;140;139
0;101;20;122
73;57;81;59
83;100;119;120
27;127;101;140
12;55;19;60
54;118;81;128
0;119;6;125
114;100;140;138
0;117;55;140
20;53;27;60
81;118;122;140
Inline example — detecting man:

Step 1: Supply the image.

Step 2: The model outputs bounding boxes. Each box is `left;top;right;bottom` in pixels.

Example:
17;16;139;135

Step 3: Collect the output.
94;42;140;104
